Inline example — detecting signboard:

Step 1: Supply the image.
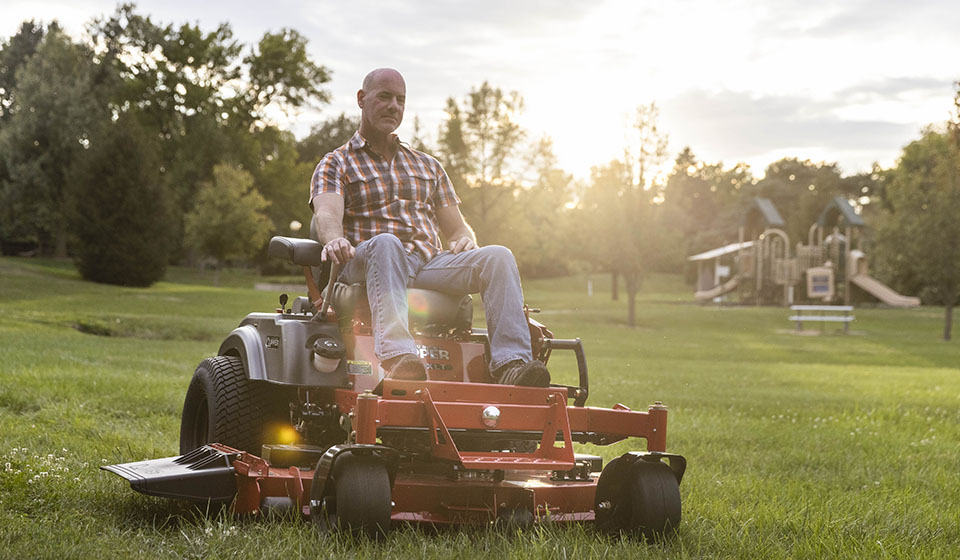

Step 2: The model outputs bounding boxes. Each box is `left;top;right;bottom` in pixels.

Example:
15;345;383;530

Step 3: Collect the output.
806;267;834;300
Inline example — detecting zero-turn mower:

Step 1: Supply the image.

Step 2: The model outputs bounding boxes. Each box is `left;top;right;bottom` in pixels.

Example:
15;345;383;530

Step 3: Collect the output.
103;236;686;539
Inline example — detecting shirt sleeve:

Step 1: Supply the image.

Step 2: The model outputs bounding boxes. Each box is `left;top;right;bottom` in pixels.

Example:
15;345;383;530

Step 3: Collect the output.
309;152;344;208
431;159;461;208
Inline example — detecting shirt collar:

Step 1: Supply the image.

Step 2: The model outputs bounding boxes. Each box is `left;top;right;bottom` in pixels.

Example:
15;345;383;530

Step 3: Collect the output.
349;131;403;152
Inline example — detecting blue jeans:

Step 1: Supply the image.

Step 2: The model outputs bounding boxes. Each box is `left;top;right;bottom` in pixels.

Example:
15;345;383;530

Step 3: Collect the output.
339;233;532;371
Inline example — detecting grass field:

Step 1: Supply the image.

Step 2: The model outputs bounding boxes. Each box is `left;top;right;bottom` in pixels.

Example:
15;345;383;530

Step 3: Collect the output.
1;256;958;559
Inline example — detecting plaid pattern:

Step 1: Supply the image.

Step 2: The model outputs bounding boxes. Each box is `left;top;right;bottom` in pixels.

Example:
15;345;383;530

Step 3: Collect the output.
310;132;461;260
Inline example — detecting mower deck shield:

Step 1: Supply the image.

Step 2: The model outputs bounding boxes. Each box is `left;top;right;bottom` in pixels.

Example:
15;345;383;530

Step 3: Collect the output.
101;444;241;503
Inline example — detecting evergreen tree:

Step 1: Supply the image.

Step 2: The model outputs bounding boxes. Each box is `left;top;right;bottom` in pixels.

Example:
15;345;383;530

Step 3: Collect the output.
68;115;173;286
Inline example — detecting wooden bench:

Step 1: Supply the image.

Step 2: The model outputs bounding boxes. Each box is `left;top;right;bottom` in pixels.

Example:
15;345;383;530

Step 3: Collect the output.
789;305;854;333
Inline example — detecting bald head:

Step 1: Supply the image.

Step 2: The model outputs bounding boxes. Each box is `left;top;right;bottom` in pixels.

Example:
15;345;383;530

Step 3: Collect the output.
358;68;406;139
362;68;405;92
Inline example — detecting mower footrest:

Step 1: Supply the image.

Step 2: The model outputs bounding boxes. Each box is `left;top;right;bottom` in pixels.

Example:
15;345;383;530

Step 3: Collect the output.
459;453;575;471
101;445;241;503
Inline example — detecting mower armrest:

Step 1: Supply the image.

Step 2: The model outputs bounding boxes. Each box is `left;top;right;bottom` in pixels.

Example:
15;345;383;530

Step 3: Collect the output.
268;236;325;266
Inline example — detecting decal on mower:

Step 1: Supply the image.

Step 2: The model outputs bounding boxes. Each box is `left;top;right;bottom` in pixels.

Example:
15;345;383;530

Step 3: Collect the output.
265;336;280;349
347;360;373;375
416;344;450;361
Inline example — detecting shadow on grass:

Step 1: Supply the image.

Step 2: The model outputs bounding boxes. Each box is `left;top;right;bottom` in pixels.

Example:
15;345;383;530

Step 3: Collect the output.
100;492;230;532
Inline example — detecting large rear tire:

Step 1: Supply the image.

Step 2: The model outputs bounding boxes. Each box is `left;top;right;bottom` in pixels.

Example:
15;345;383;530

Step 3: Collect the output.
595;456;681;539
179;356;290;454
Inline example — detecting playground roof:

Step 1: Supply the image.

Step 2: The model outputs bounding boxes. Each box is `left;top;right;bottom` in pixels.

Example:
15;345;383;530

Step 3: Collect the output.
817;196;865;227
742;198;785;228
687;241;755;262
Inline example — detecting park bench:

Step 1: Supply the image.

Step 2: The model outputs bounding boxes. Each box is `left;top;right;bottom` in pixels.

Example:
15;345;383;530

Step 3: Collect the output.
788;305;854;333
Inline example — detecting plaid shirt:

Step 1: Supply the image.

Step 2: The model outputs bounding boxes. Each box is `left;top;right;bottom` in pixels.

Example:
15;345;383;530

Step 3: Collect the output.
310;132;461;260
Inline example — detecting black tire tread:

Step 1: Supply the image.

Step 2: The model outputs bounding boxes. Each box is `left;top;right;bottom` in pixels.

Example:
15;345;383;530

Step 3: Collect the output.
332;453;392;538
629;460;681;539
595;456;682;539
181;355;289;454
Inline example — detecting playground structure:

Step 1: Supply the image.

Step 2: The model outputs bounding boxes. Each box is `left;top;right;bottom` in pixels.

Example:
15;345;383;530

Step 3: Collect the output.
690;198;799;306
689;197;920;307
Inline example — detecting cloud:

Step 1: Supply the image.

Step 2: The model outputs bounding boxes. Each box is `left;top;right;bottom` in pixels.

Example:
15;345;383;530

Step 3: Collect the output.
834;77;951;103
659;84;937;171
805;0;960;39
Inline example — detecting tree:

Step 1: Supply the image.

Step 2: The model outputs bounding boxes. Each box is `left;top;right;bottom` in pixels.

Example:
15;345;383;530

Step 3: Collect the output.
0;7;332;269
436;82;525;246
0;20;48;254
253;127;315;235
87;5;331;256
0;20;47;123
296;113;359;164
0;26;103;256
68;114;172;286
184;164;272;282
746;158;859;245
874;118;960;340
242;28;330;128
661;148;753;268
580;104;679;326
507;136;576;277
409;115;431;153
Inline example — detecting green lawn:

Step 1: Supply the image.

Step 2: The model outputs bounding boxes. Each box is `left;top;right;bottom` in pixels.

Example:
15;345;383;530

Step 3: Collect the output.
1;257;957;559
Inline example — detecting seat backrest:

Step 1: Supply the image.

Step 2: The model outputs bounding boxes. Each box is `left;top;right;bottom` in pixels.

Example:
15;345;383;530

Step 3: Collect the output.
329;282;473;334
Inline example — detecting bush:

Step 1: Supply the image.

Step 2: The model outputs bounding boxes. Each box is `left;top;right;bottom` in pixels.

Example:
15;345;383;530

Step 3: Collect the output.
67;115;172;286
183;163;272;273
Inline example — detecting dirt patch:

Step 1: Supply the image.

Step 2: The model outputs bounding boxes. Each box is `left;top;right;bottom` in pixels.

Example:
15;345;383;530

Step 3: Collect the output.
73;321;115;337
70;316;216;341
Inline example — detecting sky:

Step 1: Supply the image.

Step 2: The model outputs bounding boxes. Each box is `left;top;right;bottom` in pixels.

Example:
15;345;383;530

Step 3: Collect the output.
6;0;960;180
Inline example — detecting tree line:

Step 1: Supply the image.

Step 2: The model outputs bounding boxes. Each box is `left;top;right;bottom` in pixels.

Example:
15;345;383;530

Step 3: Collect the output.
0;5;340;283
1;6;957;337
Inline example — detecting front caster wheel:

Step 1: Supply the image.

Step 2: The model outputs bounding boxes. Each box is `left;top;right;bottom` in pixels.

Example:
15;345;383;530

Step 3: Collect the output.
595;455;682;539
310;453;392;539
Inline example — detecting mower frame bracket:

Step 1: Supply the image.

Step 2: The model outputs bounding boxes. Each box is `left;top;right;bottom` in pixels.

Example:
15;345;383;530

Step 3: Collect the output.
417;387;576;471
622;451;687;485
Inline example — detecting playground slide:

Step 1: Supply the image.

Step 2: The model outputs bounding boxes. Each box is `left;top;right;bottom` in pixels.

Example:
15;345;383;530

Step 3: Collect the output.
695;274;739;301
850;274;921;307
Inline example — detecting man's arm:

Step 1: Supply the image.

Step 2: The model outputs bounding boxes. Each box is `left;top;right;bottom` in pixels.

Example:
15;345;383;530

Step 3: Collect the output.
436;204;477;254
312;192;355;264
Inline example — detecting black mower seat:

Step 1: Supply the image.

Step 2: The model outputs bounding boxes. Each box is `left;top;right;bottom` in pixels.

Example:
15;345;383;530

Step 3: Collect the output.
329;282;473;333
268;236;324;266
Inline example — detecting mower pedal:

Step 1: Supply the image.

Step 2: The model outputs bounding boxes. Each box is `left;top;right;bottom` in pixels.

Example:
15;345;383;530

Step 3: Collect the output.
101;445;241;503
